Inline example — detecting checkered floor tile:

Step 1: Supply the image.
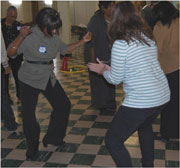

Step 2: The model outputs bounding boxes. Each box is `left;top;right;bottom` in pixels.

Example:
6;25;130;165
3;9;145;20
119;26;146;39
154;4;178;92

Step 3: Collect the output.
1;36;179;167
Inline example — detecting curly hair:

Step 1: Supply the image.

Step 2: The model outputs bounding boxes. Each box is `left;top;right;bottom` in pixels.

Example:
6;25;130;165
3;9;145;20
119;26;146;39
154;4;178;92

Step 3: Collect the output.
108;1;154;47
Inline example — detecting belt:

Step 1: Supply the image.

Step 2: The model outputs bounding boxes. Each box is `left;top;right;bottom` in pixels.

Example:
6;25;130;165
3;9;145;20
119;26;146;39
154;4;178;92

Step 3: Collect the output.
26;60;53;65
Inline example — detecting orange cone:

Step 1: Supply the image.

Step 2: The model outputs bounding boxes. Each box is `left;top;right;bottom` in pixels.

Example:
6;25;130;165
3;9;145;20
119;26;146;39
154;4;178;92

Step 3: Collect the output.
61;57;68;71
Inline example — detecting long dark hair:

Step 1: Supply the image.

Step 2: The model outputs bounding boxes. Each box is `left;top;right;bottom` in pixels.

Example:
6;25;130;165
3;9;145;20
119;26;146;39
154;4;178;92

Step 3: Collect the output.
35;7;62;36
152;1;179;28
108;1;154;47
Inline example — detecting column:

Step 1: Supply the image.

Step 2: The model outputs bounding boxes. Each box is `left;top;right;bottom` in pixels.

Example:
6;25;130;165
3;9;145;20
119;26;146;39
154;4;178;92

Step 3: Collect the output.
56;1;71;44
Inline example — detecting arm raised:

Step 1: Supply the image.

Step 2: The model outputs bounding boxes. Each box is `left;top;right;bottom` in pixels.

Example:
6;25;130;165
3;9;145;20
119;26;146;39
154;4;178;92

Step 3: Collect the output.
66;32;91;53
7;26;31;57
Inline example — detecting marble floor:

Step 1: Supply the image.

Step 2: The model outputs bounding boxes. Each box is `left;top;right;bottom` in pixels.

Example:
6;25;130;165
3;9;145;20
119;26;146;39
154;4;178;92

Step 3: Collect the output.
1;36;179;167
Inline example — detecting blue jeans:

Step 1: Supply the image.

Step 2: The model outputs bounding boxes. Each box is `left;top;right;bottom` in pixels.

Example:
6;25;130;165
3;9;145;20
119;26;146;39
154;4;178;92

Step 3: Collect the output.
105;104;166;167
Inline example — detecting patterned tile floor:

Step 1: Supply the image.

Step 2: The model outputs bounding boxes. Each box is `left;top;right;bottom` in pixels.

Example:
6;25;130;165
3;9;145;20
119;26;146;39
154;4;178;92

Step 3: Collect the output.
1;35;179;167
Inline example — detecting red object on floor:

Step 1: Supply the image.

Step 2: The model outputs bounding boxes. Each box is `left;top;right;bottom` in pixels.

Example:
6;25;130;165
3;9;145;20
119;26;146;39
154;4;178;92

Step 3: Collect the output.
61;57;68;71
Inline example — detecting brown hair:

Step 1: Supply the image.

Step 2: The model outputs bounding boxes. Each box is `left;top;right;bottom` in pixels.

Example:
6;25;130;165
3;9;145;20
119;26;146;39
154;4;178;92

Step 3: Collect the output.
108;1;154;47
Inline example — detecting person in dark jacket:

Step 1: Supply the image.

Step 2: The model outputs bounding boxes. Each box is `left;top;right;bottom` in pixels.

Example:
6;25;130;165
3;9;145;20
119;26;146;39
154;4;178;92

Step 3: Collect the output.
1;6;23;103
84;1;116;114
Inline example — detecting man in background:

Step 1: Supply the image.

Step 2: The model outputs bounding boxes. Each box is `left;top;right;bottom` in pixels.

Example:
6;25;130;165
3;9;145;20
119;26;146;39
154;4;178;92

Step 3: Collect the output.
1;6;23;104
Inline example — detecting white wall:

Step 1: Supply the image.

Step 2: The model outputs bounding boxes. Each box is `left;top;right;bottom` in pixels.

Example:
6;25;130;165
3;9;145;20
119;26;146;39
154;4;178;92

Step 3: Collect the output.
70;1;98;26
22;1;32;23
57;1;71;43
69;1;75;25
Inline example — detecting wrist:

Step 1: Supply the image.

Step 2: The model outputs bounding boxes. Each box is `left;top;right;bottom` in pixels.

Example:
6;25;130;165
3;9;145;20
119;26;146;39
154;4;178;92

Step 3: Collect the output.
2;62;9;68
100;66;106;75
102;69;108;75
19;34;25;40
102;69;106;74
79;39;84;45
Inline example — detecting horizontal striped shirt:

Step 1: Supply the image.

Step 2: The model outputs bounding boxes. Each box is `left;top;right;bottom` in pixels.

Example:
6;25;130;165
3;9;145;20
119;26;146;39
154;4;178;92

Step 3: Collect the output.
103;37;170;108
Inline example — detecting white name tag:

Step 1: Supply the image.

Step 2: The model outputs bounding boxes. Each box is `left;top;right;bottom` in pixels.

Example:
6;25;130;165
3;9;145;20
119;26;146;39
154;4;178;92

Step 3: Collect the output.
17;26;21;31
39;46;47;53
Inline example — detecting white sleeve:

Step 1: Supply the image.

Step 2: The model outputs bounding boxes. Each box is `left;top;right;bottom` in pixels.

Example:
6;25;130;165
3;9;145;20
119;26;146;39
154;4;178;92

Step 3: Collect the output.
1;34;8;67
103;40;127;85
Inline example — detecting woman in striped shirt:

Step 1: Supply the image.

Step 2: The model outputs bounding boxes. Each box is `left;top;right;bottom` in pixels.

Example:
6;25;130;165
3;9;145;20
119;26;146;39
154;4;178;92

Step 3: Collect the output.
88;2;170;167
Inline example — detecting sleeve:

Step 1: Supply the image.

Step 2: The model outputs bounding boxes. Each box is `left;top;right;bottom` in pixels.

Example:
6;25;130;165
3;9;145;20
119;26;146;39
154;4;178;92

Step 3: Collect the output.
87;15;99;48
103;40;127;85
1;34;8;67
57;38;68;56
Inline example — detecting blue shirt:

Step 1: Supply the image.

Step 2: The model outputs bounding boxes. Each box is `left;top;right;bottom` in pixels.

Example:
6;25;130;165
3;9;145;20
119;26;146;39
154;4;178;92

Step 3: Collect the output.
103;37;170;108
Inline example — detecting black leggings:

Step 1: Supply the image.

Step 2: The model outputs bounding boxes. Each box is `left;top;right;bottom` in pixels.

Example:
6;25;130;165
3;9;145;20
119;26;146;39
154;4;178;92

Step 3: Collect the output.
105;104;166;167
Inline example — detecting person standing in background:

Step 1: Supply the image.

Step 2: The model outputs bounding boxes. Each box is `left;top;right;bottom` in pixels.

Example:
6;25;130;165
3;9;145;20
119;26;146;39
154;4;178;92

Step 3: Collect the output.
1;32;18;131
84;1;116;114
152;1;179;142
1;6;23;103
135;1;153;28
88;2;170;167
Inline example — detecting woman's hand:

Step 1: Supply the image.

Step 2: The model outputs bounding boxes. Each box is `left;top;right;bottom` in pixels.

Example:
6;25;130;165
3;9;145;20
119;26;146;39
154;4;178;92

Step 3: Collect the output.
82;32;91;43
19;26;32;39
67;32;91;53
7;26;32;57
87;58;110;75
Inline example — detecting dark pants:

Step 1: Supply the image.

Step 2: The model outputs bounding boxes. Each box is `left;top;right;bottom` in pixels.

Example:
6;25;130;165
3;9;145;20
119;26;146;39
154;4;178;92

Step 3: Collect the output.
8;54;23;98
160;70;179;138
105;104;166;167
19;79;71;152
89;71;116;109
1;67;16;125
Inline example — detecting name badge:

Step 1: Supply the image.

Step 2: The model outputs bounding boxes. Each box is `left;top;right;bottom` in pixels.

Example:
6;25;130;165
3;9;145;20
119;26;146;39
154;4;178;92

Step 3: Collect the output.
39;46;47;53
17;26;21;31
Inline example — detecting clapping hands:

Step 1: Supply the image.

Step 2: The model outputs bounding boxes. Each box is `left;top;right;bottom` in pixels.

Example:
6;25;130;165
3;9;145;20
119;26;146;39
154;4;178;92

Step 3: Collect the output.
87;58;111;75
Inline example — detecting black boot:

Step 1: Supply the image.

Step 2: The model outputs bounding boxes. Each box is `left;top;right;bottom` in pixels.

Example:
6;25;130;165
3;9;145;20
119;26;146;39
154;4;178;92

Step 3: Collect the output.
26;141;39;161
42;135;65;147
